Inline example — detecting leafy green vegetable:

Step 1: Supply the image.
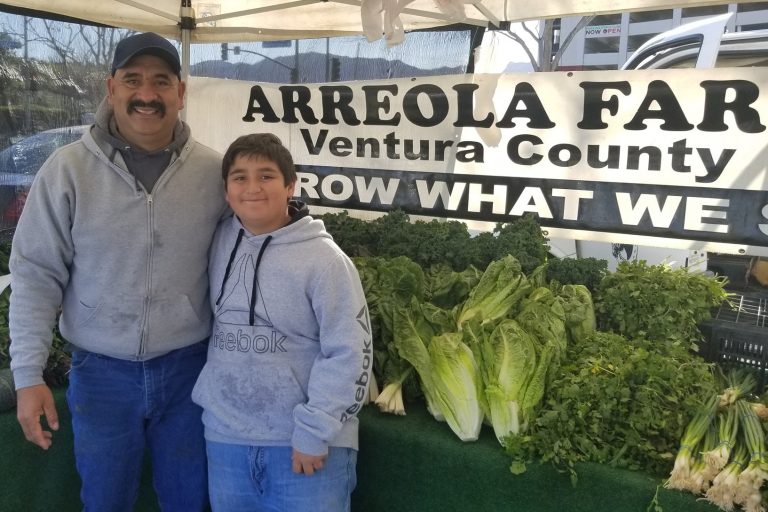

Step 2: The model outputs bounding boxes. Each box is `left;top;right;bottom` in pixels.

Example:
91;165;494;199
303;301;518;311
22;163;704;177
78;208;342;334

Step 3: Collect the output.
467;318;539;442
321;210;377;257
470;215;550;274
594;260;728;350
374;366;412;415
394;298;483;440
546;257;608;293
506;331;718;480
323;210;550;273
357;256;426;414
392;296;446;420
457;255;530;329
515;287;567;355
557;284;596;344
428;332;484;441
425;263;482;310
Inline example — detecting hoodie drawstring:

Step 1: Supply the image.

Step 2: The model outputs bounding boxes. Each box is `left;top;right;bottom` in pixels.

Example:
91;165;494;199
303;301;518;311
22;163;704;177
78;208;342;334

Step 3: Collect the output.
214;228;273;327
215;228;245;306
249;235;273;326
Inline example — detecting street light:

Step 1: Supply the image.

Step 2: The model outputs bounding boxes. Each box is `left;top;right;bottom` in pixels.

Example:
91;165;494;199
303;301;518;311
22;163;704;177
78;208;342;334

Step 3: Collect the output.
227;45;298;83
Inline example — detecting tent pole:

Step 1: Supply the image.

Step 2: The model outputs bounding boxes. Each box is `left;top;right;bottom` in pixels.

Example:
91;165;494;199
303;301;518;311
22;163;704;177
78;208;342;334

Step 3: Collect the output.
181;30;190;121
180;0;193;121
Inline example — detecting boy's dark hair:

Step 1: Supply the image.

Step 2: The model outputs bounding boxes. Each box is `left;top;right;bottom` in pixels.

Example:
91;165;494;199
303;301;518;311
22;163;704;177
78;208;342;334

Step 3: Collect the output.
222;133;296;185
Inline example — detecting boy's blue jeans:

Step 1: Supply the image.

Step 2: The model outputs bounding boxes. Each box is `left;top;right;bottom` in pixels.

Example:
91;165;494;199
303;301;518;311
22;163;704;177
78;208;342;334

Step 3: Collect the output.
66;341;209;512
206;441;357;512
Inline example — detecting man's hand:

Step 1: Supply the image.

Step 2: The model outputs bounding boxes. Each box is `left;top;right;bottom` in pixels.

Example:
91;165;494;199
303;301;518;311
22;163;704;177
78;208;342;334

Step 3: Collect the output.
291;448;327;476
16;384;59;450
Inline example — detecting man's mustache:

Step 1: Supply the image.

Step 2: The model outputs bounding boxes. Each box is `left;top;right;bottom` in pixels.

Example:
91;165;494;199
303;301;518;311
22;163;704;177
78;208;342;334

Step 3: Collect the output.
127;100;166;116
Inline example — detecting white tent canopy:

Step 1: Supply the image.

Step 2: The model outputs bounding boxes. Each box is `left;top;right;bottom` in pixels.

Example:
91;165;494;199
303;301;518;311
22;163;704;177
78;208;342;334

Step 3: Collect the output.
1;0;765;44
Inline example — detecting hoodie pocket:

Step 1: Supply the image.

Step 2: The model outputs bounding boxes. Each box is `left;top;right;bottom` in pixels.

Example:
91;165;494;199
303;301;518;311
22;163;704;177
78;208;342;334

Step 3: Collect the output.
73;294;143;332
193;361;306;439
147;294;208;340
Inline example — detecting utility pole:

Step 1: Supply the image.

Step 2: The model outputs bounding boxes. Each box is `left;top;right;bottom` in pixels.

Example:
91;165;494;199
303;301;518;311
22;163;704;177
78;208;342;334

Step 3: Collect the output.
294;40;299;83
23;16;31;133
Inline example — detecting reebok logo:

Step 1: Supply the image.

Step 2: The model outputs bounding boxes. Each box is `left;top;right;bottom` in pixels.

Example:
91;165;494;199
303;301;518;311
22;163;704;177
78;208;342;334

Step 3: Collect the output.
213;328;287;353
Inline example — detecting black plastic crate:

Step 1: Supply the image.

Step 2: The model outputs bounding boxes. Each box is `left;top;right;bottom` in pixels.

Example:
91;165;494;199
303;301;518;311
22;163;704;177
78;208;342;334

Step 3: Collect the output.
699;319;768;394
713;292;768;327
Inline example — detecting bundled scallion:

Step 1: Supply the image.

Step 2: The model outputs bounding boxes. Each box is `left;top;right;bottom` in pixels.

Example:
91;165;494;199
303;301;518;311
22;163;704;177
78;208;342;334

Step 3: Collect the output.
733;399;768;508
703;405;739;474
705;442;749;510
666;394;719;491
689;422;720;494
374;367;410;415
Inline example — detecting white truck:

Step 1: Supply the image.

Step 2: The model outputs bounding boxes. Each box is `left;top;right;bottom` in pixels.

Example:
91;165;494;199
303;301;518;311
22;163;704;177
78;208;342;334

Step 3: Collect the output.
567;13;768;290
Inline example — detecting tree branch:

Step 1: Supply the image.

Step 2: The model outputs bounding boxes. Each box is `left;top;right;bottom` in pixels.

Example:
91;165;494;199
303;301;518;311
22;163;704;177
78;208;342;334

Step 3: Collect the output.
552;15;596;70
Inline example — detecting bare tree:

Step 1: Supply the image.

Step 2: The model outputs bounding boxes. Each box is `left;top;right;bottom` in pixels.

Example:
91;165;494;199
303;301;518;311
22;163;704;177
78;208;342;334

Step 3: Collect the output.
38;19;78;66
78;26;132;68
5;19;129;70
1;16;132;133
501;16;596;71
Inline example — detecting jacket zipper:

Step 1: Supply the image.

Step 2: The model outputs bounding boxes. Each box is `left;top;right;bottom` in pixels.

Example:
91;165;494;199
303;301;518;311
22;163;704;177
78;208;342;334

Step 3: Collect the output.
139;193;154;356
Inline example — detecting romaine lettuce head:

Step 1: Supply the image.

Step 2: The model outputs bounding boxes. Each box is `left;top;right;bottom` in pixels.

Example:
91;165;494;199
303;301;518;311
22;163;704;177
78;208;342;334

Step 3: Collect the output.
469;319;539;442
420;301;456;334
557;284;596;345
377;256;426;302
427;332;484;441
392;296;436;377
426;263;482;309
457;255;530;329
516;287;568;353
489;320;539;401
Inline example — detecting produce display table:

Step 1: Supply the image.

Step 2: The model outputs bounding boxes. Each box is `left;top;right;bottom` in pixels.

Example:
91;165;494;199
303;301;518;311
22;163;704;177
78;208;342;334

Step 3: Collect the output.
0;388;719;512
354;403;719;512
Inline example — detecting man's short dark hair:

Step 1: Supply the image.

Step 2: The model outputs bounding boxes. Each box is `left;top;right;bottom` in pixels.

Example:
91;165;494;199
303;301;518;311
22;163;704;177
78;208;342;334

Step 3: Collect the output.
222;133;297;185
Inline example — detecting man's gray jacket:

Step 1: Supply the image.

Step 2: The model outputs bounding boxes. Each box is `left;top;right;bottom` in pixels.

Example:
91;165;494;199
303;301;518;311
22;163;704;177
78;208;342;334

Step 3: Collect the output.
9;122;226;389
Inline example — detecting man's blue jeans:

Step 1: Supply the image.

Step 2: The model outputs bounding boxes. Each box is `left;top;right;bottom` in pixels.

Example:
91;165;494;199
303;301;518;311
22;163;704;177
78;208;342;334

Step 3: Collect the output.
206;441;357;512
66;341;209;512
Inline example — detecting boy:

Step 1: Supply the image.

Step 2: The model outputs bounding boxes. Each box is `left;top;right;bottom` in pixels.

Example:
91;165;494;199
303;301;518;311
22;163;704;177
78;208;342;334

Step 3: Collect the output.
192;133;371;511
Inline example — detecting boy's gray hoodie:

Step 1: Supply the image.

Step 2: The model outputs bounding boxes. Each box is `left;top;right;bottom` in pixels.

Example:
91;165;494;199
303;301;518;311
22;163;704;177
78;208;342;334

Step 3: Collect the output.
9;102;227;389
192;207;372;457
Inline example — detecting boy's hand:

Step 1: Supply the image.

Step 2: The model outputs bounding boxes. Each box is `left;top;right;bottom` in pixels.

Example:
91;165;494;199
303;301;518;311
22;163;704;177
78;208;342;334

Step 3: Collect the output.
16;384;59;450
291;448;326;475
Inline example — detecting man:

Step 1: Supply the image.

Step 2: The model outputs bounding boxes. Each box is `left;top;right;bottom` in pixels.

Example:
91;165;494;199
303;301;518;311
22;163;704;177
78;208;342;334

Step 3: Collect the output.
9;32;226;511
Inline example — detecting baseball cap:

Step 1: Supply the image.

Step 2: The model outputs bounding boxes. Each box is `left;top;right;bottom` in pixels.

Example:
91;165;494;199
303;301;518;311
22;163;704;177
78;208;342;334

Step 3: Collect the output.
111;32;181;78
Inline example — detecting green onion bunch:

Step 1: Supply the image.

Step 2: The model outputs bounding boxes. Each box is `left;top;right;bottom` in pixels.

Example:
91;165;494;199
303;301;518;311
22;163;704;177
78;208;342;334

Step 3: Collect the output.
667;372;768;512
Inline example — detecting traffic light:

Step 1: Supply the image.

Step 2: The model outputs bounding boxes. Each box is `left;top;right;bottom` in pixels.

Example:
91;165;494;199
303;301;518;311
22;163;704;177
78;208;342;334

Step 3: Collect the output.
221;42;228;61
330;57;340;81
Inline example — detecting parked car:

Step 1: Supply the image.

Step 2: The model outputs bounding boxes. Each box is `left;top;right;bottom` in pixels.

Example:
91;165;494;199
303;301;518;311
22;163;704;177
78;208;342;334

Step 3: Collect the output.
0;125;88;236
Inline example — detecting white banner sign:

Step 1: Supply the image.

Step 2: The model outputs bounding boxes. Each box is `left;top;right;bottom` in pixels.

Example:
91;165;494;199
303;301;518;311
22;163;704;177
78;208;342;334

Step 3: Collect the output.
187;68;768;255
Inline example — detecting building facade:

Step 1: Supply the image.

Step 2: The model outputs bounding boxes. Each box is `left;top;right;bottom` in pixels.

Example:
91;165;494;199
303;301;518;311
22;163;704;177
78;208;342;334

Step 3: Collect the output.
558;3;768;70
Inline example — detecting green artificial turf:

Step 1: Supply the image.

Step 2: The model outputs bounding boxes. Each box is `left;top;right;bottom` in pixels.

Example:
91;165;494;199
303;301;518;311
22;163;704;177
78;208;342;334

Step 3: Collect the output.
0;389;721;512
352;402;721;512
